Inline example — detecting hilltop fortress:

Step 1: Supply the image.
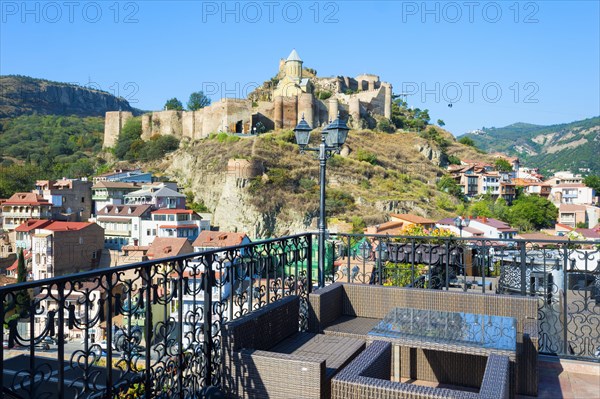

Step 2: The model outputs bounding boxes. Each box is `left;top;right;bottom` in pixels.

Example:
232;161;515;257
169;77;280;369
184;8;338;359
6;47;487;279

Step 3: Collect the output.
103;50;393;148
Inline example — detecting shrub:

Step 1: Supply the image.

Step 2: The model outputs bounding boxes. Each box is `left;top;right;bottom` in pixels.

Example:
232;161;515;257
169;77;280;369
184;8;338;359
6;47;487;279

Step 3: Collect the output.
355;149;378;165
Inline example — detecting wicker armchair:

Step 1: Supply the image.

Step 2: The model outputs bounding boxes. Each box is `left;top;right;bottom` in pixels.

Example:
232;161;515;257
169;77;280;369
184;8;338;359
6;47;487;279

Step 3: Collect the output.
332;340;511;399
308;283;538;396
221;295;365;399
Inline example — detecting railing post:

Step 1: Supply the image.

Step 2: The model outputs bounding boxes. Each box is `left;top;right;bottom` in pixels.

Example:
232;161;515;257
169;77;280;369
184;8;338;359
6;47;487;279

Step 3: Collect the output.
519;241;527;296
306;235;313;293
346;235;351;283
143;264;153;399
445;241;450;291
562;244;569;356
203;255;214;388
177;260;184;398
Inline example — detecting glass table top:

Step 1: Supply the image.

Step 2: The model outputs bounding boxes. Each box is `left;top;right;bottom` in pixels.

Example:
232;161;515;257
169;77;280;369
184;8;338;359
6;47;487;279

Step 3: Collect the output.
368;307;517;351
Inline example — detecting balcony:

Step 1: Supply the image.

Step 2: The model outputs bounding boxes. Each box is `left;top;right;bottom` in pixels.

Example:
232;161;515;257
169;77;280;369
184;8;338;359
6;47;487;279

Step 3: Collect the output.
1;233;598;398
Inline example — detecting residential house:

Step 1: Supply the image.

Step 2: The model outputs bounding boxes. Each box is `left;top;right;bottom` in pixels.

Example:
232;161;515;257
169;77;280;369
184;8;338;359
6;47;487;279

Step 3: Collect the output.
34;179;93;221
571;228;600;241
31;221;104;280
389;214;436;230
93;169;152;184
549;183;596;206
95;204;152;250
513;179;552;198
147;237;194;260
91;181;141;215
1;193;52;231
140;209;209;246
436;216;517;239
13;219;53;250
123;183;186;210
557;204;587;228
364;221;404;235
545;171;584;186
192;231;251;253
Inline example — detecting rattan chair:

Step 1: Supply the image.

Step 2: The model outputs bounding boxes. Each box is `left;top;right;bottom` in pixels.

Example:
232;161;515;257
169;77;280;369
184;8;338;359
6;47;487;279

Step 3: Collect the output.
221;295;365;399
331;340;511;399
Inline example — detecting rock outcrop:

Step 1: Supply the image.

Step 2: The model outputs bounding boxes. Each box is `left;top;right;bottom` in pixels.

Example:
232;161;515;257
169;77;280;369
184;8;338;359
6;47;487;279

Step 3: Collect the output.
0;75;140;119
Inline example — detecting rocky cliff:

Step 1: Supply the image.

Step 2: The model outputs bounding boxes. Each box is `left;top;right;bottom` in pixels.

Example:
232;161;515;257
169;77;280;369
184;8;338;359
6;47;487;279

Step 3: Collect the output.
162;128;462;238
0;75;141;119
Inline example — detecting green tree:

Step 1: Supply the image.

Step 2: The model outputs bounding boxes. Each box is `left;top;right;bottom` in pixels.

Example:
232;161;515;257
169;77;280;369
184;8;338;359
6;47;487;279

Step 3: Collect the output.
508;195;558;231
436;175;464;199
187;91;211;111
583;175;600;192
0;164;45;198
458;136;475;147
494;159;513;172
164;97;183;111
114;117;142;160
15;248;31;317
437;119;445;127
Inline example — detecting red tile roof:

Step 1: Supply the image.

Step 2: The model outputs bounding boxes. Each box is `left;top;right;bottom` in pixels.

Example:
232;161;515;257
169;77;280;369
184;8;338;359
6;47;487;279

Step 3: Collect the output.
15;219;53;232
192;231;248;248
4;193;51;206
41;221;97;232
574;229;600;239
147;237;193;259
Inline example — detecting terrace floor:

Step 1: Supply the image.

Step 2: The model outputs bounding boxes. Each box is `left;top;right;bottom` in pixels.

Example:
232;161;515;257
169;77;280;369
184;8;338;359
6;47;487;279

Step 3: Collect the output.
402;355;600;399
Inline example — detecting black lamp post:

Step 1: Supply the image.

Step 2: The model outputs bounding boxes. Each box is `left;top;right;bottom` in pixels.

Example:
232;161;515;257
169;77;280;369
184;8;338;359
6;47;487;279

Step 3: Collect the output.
294;113;350;288
454;216;470;237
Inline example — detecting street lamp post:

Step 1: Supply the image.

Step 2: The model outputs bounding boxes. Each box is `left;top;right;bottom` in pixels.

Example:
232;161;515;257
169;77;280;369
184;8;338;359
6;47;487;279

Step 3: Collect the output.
454;216;470;237
294;113;350;288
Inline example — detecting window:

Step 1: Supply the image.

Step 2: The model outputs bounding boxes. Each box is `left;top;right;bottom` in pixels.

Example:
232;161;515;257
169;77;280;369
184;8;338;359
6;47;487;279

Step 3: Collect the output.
81;197;85;203
146;229;151;236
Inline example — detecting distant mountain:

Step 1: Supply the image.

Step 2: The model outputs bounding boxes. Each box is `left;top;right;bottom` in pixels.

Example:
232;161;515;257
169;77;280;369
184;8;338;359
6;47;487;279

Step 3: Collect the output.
460;117;600;176
0;75;142;119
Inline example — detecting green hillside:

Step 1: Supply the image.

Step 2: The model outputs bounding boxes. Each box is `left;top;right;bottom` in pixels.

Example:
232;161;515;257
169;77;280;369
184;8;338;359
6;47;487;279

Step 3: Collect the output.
460;117;600;175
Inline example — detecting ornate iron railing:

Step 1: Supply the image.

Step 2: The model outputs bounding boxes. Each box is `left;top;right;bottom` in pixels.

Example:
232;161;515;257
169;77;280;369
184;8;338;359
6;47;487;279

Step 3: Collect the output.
0;234;312;399
1;232;599;398
326;233;600;361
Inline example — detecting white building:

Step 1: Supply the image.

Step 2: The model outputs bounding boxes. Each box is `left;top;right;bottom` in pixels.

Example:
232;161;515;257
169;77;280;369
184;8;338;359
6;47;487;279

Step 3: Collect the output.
436;217;518;239
139;209;210;246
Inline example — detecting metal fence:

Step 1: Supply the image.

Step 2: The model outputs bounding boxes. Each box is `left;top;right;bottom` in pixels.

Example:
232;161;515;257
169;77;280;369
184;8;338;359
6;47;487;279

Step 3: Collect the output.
1;232;598;398
1;234;312;399
327;233;600;361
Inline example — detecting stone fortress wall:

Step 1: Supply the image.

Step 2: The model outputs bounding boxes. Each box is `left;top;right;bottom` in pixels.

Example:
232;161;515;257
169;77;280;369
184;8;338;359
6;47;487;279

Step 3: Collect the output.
103;51;392;148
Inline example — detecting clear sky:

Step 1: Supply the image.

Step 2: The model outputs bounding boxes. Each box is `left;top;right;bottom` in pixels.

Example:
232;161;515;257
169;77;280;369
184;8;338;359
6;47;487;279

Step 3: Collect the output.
1;0;599;135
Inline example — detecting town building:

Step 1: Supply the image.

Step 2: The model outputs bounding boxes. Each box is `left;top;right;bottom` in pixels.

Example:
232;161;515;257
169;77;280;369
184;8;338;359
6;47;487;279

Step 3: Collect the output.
93;169;152;184
436;216;518;239
139;209;209;246
33;179;93;221
549;183;596;206
95;204;153;250
192;231;251;252
147;237;194;260
123;183;186;210
30;221;104;280
1;193;52;231
513;179;552;198
91;181;142;215
558;204;600;228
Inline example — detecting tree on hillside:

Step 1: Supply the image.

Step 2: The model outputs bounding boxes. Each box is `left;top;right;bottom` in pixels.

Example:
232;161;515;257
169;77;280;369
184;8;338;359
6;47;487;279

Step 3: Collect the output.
437;119;445;127
458;136;475;147
114;117;142;160
584;175;600;192
164;98;183;111
436;175;464;199
494;159;513;172
187;91;211;111
508;195;557;231
0;164;44;198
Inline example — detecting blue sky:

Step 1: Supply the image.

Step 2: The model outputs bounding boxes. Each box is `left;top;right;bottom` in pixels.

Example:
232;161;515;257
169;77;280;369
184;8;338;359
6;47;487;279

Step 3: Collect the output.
1;1;599;135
